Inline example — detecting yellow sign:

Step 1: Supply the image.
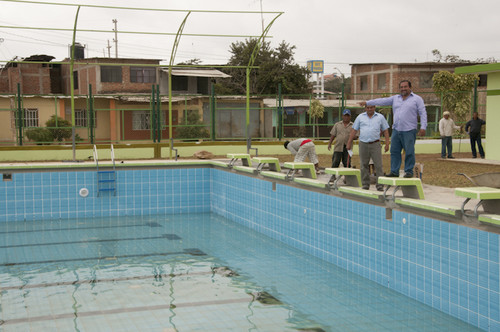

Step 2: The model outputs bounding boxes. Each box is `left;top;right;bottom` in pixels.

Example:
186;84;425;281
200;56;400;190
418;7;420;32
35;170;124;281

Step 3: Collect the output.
307;60;324;73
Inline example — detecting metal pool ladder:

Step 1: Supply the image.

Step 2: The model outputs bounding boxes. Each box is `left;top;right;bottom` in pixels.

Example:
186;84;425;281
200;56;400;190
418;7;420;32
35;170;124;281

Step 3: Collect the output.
93;144;117;196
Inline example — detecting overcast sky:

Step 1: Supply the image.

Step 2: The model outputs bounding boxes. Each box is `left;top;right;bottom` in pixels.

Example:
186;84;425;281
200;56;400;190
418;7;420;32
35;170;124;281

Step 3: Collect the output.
1;0;499;76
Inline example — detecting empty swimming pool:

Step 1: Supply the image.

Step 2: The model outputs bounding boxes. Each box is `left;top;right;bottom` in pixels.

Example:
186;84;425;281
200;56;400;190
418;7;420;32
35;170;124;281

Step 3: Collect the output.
0;212;480;331
1;166;498;331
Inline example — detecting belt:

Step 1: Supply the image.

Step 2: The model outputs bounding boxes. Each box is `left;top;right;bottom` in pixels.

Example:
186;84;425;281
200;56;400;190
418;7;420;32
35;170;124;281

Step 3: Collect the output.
363;140;379;144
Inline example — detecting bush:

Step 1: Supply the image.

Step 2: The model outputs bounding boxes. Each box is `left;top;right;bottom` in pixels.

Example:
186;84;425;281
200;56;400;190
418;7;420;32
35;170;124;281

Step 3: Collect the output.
25;127;53;145
45;115;72;141
176;111;210;140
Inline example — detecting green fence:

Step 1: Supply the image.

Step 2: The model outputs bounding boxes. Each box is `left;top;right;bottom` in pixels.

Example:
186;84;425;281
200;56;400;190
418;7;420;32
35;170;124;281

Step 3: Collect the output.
0;86;487;146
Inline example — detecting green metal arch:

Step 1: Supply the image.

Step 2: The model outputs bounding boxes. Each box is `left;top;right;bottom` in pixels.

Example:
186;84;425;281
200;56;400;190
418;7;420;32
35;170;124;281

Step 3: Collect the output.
168;11;192;157
69;5;81;161
245;13;283;147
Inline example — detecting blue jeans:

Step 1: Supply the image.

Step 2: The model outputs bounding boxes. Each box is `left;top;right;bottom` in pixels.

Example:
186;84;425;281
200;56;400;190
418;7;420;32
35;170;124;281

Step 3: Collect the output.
470;132;485;158
441;136;452;158
390;129;417;175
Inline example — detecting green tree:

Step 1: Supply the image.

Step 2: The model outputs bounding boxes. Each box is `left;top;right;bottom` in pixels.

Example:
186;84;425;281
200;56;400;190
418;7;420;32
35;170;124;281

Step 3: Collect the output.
215;39;311;95
45;115;72;142
432;71;479;125
308;99;324;139
324;76;352;95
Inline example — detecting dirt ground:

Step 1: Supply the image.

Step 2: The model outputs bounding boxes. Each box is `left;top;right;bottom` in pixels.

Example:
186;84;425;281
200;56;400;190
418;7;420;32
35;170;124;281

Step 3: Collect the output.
264;152;500;188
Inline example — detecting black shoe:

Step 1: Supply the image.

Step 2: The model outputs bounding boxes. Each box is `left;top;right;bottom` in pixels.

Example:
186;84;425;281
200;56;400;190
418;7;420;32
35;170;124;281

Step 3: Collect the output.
481;156;485;159
404;172;413;178
441;156;446;159
472;156;477;159
376;186;384;192
386;173;399;177
362;186;369;190
448;156;455;159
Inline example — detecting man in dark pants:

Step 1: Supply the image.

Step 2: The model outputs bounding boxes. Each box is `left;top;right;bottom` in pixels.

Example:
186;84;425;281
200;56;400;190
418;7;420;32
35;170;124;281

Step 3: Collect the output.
465;112;486;159
327;109;353;168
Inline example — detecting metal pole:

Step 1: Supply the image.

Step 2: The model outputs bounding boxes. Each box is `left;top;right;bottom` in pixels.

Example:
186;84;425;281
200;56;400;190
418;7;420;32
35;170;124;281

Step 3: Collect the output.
278;82;283;139
211;82;216;140
70;6;81;161
17;83;22;146
156;84;161;143
89;84;94;144
246;67;250;153
473;79;478;114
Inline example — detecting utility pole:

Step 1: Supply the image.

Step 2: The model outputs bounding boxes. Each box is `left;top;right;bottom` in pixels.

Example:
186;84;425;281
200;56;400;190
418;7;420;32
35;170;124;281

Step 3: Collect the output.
259;0;264;33
106;40;112;57
112;19;118;58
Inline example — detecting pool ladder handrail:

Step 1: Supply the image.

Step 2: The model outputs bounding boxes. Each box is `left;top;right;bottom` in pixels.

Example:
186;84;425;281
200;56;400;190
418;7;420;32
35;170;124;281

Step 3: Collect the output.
93;144;117;196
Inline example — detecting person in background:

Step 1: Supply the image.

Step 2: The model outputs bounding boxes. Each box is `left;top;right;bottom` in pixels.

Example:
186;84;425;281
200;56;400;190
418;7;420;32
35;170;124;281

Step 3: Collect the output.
327;109;353;168
465;111;486;159
438;111;461;159
284;138;319;172
359;80;427;178
346;105;390;191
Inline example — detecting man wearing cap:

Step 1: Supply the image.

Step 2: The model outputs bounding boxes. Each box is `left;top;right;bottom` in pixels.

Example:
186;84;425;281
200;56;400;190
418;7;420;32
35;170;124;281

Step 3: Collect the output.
327;109;353;168
439;111;461;159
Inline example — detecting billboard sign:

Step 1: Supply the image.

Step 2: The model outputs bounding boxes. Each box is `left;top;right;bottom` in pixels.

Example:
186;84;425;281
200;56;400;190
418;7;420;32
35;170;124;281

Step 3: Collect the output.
307;60;324;74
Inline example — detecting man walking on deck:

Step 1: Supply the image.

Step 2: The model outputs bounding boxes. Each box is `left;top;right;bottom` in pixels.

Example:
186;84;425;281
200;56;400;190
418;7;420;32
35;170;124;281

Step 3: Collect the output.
465;112;486;159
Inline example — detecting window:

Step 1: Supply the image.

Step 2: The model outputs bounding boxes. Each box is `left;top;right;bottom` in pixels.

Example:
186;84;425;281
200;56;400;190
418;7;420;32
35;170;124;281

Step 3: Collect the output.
130;67;156;83
73;71;79;89
283;108;299;124
479;74;487;87
101;66;122;83
132;111;150;130
172;76;188;91
23;108;39;127
377;73;386;89
360;76;368;91
420;72;435;88
75;109;87;127
197;77;209;94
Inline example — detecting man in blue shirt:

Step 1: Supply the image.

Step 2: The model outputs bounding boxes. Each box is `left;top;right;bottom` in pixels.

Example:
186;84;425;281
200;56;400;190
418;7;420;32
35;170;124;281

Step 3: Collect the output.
346;105;390;191
360;80;427;178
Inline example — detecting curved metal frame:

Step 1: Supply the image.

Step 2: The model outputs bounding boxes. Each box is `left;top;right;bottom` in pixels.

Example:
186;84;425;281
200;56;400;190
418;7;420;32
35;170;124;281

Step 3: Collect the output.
69;6;81;161
245;13;283;149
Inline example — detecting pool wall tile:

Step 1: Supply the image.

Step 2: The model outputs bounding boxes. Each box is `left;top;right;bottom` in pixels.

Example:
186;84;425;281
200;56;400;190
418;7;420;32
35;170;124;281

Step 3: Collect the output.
0;169;210;221
210;169;499;331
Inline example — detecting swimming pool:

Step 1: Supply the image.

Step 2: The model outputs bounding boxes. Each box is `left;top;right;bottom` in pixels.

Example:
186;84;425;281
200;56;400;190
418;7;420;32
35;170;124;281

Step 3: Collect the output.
0;212;481;331
0;166;498;331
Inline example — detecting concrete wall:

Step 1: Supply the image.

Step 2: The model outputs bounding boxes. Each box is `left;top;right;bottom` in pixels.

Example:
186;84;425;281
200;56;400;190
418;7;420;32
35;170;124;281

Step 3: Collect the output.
486;72;500;161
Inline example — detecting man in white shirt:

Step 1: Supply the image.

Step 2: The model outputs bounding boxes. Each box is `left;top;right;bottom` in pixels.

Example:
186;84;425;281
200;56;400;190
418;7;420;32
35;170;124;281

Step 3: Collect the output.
438;111;461;159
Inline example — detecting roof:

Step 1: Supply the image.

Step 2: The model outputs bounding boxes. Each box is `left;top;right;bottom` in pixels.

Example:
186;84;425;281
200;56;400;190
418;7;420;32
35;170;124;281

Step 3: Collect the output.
350;62;485;69
161;68;231;78
262;98;360;108
455;63;500;75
